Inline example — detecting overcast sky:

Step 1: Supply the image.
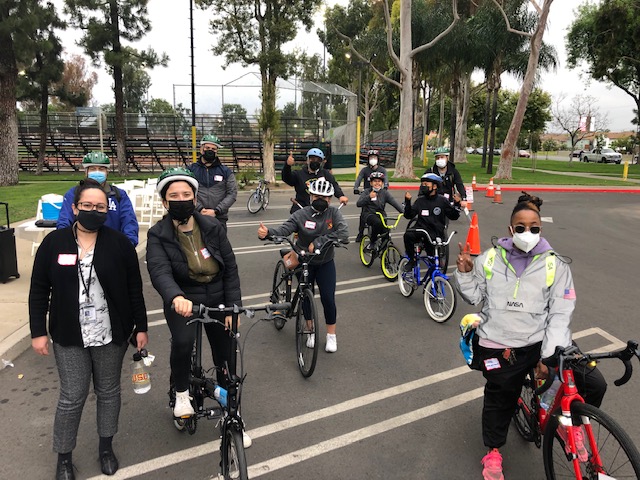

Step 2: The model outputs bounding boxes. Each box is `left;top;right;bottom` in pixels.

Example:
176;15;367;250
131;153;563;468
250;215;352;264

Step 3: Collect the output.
53;0;636;133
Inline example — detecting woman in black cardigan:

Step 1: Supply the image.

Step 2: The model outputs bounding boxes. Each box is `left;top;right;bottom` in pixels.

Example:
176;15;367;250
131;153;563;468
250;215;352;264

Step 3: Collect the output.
29;180;148;480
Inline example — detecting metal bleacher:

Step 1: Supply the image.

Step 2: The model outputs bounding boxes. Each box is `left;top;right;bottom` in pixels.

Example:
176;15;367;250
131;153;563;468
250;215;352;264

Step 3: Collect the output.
17;112;337;173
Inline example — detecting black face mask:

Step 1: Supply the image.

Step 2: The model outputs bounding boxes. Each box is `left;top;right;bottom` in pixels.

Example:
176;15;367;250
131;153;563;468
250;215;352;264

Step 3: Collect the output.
77;210;107;231
202;150;220;165
167;200;195;223
309;161;321;172
419;185;433;196
311;198;328;213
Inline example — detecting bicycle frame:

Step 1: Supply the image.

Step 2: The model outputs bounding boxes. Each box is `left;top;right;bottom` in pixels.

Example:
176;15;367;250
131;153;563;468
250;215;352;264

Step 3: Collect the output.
409;229;455;288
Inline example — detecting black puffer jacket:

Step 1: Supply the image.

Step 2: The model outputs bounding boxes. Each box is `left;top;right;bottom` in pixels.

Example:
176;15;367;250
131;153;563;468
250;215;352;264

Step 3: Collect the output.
146;213;241;308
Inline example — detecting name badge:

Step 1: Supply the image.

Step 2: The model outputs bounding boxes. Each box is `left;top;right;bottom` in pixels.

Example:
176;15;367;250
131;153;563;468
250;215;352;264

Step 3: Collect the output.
80;303;97;324
304;220;316;229
58;254;77;266
371;195;377;201
421;209;430;216
484;358;501;370
214;175;223;181
444;193;450;199
200;247;211;259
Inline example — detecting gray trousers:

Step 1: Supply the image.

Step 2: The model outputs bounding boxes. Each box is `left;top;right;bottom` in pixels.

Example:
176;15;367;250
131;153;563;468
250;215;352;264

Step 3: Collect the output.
52;341;127;453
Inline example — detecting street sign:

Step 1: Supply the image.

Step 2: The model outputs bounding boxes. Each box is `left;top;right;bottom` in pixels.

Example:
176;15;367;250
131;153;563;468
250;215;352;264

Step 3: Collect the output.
75;107;100;116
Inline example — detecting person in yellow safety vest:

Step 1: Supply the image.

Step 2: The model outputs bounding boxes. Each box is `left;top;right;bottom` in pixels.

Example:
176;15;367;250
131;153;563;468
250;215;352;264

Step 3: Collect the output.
453;192;607;480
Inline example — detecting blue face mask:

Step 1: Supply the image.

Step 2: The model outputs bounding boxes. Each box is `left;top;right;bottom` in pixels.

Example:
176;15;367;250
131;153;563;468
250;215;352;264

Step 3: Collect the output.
87;171;107;184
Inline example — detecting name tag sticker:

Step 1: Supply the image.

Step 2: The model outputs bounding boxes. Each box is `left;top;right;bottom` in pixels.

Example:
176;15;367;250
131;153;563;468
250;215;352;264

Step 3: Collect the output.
200;247;211;259
214;175;223;181
304;220;316;229
484;358;501;370
421;209;430;216
58;254;77;266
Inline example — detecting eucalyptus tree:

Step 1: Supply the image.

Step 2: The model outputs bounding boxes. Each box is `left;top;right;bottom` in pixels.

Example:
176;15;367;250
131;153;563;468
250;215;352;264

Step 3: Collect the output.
0;0;66;185
337;0;460;178
65;0;168;175
196;0;323;183
493;0;555;180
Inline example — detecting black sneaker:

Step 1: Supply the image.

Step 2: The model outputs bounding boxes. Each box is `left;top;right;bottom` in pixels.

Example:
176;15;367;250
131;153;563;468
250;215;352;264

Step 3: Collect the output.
355;234;364;243
56;459;75;480
403;260;416;272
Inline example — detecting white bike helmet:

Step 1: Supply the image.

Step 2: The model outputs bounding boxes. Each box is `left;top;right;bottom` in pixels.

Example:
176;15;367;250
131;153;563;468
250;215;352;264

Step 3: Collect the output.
308;178;334;197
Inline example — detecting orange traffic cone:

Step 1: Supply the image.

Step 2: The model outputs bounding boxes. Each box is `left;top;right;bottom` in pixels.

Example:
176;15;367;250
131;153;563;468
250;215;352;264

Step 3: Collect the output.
486;177;495;198
493;185;503;204
471;175;478;191
466;212;481;255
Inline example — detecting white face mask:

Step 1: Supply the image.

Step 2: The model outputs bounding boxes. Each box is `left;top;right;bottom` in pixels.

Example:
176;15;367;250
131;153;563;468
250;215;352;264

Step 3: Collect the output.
510;228;540;253
435;159;447;168
369;158;378;167
372;186;381;192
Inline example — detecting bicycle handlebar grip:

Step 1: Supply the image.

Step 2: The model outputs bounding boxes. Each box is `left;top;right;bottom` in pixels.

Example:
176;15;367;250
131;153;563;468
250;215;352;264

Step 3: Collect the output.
534;369;557;396
613;360;633;387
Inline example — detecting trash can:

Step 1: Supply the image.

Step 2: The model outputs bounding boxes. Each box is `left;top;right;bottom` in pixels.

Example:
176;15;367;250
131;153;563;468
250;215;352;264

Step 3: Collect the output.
0;201;20;283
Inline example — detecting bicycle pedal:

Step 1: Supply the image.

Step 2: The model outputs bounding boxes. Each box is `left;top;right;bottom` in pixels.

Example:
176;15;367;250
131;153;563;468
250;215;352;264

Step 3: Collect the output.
205;407;224;419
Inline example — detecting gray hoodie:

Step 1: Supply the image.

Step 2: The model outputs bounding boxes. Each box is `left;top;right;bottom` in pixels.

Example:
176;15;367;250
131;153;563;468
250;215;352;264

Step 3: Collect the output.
454;239;574;359
266;205;349;265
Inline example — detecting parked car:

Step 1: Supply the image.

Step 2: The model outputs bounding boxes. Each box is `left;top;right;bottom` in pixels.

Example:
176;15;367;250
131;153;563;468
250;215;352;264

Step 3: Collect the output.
465;147;475;154
571;150;584;158
518;149;531;158
581;147;622;164
475;147;484;155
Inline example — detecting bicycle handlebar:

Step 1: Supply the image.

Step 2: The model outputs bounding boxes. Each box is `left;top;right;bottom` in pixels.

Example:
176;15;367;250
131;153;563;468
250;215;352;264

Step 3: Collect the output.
534;340;640;395
410;229;457;247
267;234;348;257
375;212;403;230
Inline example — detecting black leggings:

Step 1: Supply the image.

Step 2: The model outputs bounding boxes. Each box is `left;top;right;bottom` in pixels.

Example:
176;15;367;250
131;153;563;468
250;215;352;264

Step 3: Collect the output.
365;213;385;244
165;306;233;392
302;259;337;325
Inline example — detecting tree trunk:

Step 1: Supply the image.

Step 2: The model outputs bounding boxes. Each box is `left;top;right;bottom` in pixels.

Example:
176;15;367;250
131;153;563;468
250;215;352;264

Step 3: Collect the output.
481;85;491;168
449;77;458;163
496;0;553;179
454;72;470;164
110;0;127;176
0;33;19;186
487;86;499;174
394;0;415;179
438;92;445;147
37;82;49;176
260;72;277;183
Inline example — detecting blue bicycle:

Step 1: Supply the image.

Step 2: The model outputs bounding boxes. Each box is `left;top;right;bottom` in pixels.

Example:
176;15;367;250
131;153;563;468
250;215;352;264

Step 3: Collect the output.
397;229;457;323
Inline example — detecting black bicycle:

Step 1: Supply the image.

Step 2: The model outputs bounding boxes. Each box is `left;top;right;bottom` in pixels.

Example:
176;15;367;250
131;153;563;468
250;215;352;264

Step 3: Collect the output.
268;235;347;378
247;177;270;214
168;303;288;480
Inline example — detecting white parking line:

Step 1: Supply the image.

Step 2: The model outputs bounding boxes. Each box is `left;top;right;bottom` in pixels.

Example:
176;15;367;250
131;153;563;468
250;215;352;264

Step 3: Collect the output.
86;328;624;479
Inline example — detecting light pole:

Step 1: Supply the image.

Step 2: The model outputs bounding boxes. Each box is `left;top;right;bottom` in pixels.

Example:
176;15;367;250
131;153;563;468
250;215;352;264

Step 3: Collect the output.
189;0;197;163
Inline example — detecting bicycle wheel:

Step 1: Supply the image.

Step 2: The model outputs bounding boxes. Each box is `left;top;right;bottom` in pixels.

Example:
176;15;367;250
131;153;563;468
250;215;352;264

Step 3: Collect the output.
295;288;319;378
247;191;262;213
543;402;640;479
381;245;401;281
423;276;457;322
271;260;288;330
262;187;270;210
512;373;540;446
221;424;248;480
398;258;417;297
359;235;374;267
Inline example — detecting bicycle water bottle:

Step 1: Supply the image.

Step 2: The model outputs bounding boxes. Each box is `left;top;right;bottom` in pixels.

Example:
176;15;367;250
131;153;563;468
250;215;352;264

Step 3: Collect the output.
539;378;561;411
214;385;228;407
131;351;151;394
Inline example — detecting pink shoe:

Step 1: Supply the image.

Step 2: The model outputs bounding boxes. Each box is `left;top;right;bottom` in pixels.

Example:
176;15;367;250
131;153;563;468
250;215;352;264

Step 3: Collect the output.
481;449;505;480
557;425;589;462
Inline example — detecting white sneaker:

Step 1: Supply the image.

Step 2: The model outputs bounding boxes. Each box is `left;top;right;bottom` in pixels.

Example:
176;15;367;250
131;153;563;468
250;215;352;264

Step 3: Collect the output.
326;334;337;353
306;334;315;349
243;431;252;449
173;390;195;417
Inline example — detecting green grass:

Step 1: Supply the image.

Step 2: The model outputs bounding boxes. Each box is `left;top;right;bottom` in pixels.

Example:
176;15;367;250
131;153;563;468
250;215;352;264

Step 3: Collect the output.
333;154;640;186
1;157;639;224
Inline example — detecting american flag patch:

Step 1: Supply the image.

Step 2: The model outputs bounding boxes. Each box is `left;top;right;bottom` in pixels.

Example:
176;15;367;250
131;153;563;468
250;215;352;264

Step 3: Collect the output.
564;288;576;300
